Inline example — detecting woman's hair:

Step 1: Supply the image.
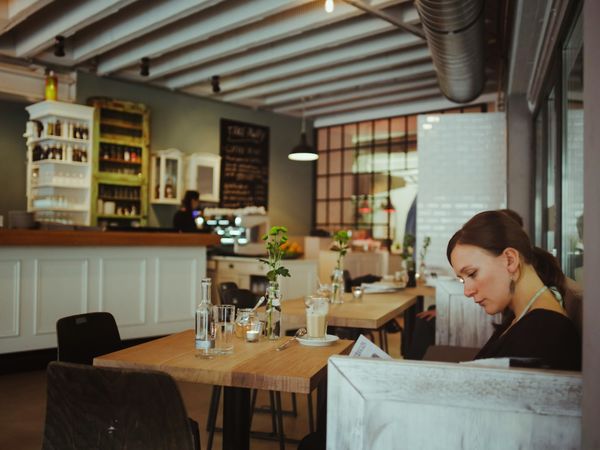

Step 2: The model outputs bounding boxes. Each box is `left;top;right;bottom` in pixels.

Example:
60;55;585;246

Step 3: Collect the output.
447;210;566;297
181;190;200;211
499;208;524;227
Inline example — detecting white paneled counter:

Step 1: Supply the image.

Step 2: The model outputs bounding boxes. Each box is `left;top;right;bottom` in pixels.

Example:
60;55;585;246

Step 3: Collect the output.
0;230;219;353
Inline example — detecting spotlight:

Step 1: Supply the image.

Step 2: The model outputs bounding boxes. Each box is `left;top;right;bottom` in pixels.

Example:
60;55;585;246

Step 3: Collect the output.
140;57;149;77
54;36;65;57
211;75;221;93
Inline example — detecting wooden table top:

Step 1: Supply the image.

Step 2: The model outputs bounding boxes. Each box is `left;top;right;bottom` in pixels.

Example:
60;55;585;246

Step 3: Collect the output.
94;329;353;394
282;285;435;330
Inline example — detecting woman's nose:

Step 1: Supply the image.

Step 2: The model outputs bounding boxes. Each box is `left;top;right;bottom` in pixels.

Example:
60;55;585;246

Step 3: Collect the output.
463;281;476;298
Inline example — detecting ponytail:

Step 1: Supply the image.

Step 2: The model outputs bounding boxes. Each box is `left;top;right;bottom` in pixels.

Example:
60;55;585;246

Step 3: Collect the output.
531;246;566;298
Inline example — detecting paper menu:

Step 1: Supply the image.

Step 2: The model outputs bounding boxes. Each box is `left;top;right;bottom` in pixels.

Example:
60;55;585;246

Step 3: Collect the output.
349;335;392;360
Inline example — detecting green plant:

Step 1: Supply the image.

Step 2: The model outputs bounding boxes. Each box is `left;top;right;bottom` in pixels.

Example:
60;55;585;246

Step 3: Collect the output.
259;226;291;282
419;236;431;263
331;230;350;269
401;233;416;262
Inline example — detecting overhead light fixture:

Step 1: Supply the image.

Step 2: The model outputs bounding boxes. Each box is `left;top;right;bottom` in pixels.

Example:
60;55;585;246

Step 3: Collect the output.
382;198;396;213
140;57;149;76
54;36;65;57
358;196;372;214
211;75;221;93
288;111;318;161
325;0;334;13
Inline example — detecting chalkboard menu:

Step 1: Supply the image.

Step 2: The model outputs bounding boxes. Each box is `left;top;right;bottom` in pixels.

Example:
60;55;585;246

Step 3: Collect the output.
220;119;269;209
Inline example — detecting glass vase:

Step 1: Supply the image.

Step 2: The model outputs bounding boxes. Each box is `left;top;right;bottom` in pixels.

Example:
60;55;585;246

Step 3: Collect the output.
405;258;417;287
331;267;345;304
265;281;282;340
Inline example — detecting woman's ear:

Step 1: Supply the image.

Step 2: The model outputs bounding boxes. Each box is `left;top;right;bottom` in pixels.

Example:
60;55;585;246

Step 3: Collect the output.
502;247;521;275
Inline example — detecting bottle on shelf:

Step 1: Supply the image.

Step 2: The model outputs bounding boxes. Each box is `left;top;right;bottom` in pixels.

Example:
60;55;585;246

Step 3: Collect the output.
195;278;215;357
55;119;62;137
165;177;175;199
44;70;58;101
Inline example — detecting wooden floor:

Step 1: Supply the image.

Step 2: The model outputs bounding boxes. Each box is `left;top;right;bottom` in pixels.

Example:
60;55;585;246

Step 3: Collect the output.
0;331;402;450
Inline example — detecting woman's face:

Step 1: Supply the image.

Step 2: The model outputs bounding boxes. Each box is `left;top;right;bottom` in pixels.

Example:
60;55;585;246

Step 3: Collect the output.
190;198;200;210
450;244;512;315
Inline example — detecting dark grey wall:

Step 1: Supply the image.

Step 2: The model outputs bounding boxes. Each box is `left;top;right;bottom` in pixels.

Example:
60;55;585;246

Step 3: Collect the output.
0;98;29;223
0;72;314;234
583;0;599;446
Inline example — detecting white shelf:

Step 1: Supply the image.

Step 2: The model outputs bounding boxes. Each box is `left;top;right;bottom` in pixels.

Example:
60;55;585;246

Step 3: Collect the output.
27;136;90;145
25;100;94;226
32;184;88;189
32;160;89;167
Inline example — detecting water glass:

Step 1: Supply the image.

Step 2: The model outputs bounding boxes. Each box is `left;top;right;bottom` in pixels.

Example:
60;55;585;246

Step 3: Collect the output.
213;305;235;354
351;286;364;301
305;296;329;339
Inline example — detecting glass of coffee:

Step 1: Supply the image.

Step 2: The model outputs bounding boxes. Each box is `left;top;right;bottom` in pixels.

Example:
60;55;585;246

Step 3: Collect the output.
305;296;329;340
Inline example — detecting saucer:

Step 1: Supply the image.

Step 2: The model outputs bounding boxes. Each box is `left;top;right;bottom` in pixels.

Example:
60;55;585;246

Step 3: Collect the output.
297;334;340;347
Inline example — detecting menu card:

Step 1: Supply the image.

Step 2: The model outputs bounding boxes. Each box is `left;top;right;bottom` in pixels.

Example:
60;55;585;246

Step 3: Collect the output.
220;119;269;209
350;335;392;360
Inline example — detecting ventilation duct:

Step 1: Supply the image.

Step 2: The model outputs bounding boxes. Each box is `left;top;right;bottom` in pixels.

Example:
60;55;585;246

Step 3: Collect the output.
415;0;485;103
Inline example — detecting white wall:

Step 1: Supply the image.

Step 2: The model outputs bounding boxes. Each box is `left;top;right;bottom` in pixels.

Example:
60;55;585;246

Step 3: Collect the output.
416;113;507;274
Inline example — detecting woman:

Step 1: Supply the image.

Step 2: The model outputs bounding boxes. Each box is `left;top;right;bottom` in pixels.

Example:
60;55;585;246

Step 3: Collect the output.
173;190;200;232
447;210;581;371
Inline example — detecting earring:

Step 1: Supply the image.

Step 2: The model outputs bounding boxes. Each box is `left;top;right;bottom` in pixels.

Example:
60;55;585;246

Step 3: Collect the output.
509;278;516;295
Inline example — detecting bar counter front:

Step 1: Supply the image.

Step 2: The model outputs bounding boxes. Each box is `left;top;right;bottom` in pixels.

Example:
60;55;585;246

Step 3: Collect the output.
0;229;220;354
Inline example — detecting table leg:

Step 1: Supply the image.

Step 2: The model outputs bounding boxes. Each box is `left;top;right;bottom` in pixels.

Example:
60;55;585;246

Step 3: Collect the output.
223;386;250;450
402;296;423;356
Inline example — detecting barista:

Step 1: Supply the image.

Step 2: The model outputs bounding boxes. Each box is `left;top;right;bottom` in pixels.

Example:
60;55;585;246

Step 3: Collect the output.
173;190;200;232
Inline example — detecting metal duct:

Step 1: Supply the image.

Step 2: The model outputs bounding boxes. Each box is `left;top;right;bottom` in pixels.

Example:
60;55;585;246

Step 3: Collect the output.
415;0;485;103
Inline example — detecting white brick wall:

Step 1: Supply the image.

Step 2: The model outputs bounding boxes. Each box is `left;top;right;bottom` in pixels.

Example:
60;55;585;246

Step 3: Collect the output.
416;113;507;274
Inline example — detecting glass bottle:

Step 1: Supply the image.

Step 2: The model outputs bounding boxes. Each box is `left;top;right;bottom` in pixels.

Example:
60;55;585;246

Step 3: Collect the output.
265;281;281;340
45;70;57;101
195;278;215;357
331;266;345;304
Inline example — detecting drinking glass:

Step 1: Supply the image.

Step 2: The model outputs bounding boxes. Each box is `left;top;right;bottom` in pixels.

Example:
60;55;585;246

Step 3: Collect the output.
305;296;329;339
213;305;235;354
351;286;364;301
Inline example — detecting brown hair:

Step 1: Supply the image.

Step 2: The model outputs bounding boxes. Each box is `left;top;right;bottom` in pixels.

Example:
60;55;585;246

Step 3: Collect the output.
447;210;566;297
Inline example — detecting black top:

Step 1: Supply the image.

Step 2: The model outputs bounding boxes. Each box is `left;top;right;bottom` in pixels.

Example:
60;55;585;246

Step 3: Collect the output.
475;309;581;371
173;210;197;232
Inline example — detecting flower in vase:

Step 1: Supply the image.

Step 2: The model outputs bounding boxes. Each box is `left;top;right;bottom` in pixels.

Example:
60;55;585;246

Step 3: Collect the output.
331;230;350;270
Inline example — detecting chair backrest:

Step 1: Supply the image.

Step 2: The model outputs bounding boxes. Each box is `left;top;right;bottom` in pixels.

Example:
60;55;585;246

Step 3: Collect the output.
56;312;123;365
42;361;195;450
221;288;257;309
218;282;238;303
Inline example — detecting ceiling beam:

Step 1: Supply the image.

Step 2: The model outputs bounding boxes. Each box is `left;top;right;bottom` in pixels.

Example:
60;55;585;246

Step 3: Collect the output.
139;0;409;81
0;0;53;34
221;45;430;102
96;0;308;76
165;9;420;90
70;0;223;63
342;0;425;38
263;61;434;105
10;0;136;57
273;77;439;113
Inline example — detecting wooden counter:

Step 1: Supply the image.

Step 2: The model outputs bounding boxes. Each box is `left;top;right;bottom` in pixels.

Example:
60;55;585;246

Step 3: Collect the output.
0;229;218;354
0;229;220;246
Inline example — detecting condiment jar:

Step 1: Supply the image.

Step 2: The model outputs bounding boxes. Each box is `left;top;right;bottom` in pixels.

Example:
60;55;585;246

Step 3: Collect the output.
235;308;255;338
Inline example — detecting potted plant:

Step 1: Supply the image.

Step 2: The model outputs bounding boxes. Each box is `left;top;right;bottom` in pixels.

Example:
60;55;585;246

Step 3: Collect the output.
401;233;416;287
330;230;350;304
259;226;291;339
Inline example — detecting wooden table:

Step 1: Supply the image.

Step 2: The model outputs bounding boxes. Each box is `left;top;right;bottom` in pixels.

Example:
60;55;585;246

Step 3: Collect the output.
282;286;434;330
94;329;353;450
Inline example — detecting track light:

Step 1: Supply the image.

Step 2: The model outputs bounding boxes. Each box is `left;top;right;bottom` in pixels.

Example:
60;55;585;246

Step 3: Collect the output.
140;57;149;77
54;36;65;57
211;75;221;93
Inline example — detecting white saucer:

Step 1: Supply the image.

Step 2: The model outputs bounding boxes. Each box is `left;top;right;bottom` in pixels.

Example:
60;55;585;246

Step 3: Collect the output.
297;334;339;347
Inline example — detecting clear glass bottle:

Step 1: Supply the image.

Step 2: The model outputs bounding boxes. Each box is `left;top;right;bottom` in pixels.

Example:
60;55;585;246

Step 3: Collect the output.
195;278;215;357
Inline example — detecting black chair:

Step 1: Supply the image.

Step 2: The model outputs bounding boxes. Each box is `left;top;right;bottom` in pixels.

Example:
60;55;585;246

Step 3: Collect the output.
56;312;123;364
56;312;201;450
221;288;257;308
42;361;198;450
218;281;238;304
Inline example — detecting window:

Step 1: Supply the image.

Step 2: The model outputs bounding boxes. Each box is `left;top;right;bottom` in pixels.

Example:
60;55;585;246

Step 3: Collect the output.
314;105;487;246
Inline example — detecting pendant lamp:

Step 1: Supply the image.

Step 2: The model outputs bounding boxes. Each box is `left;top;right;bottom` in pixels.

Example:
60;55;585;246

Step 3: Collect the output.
288;113;318;161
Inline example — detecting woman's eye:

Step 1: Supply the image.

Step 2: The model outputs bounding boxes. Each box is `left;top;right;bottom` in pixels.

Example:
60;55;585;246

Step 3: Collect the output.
467;271;477;279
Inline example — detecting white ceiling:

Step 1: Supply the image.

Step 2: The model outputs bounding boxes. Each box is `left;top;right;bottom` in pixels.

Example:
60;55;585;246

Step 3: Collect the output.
0;0;503;122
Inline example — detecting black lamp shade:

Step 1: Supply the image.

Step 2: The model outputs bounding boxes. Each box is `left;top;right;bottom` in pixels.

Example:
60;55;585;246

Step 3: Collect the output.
288;132;318;161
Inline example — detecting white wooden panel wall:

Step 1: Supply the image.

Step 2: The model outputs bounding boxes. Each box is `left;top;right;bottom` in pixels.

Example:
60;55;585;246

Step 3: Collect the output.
416;113;506;275
0;246;207;353
328;356;582;450
435;278;501;347
0;260;20;337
